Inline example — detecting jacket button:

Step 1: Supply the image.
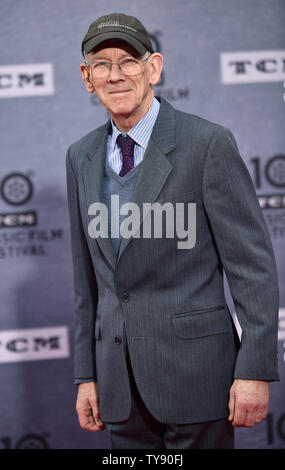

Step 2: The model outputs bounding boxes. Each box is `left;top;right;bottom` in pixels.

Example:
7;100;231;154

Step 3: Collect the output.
121;293;130;302
114;336;122;345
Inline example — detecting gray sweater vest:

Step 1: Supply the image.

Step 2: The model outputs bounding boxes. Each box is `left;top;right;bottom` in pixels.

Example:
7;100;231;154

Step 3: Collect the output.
102;159;143;257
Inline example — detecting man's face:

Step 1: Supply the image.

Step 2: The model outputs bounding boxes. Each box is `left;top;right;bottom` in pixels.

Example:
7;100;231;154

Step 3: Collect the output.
80;40;163;126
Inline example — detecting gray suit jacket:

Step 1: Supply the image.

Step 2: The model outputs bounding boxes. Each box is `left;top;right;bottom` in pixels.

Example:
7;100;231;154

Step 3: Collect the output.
66;97;279;424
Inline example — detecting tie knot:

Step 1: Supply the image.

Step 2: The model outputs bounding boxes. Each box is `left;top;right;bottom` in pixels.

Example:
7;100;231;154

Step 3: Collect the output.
117;134;135;153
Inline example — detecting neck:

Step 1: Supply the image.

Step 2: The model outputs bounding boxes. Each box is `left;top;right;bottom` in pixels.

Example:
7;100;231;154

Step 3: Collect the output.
111;91;154;132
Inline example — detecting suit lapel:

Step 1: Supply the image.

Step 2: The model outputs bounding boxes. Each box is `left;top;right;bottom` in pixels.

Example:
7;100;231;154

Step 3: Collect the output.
118;98;175;261
82;120;118;271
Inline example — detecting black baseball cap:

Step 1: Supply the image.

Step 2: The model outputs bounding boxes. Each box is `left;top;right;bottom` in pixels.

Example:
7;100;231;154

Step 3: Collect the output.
81;13;154;56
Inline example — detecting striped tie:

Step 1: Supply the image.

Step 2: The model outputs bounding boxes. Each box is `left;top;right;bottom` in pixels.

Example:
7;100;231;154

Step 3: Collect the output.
117;134;135;177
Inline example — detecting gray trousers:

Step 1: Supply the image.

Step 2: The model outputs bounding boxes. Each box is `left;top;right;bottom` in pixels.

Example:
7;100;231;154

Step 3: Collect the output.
104;345;235;449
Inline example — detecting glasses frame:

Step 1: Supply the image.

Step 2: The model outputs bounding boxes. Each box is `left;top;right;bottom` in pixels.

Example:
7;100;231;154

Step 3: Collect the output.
84;51;151;78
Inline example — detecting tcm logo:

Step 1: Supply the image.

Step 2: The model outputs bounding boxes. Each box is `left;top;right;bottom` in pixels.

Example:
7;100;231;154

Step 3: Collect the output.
220;50;285;84
0;326;69;363
0;63;54;98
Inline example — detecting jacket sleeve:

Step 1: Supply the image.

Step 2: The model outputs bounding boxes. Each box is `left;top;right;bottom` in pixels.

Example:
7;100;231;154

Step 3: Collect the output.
66;146;98;382
202;126;279;381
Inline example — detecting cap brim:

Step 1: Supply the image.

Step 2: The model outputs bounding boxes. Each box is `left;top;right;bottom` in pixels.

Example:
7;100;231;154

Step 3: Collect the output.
83;31;148;55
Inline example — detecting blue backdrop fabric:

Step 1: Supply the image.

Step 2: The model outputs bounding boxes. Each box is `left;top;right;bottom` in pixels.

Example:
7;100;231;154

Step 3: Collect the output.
0;0;284;449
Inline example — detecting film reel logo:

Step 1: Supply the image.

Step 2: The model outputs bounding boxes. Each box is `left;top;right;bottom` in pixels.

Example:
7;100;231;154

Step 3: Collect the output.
265;155;285;188
0;172;36;228
0;433;49;449
0;172;33;206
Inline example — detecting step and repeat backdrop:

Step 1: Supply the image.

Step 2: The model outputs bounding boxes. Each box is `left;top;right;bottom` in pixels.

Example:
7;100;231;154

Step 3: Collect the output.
0;0;284;449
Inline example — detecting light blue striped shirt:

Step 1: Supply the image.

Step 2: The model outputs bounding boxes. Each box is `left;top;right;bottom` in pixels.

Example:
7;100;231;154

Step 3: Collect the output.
106;97;160;174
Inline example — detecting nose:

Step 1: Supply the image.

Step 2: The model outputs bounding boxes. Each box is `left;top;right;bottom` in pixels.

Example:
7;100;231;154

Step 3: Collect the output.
107;63;125;82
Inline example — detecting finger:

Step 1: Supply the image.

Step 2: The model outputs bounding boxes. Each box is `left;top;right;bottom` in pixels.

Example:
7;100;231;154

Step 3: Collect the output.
84;421;105;432
77;408;104;432
89;398;105;428
244;409;256;428
254;404;268;424
228;390;235;422
232;400;247;427
93;409;104;428
94;416;105;429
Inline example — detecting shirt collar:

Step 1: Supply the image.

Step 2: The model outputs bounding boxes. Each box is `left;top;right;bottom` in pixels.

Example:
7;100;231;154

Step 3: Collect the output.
110;97;160;151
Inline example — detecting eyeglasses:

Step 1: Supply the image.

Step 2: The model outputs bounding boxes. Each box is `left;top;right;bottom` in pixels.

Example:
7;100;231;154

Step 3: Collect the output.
84;52;151;79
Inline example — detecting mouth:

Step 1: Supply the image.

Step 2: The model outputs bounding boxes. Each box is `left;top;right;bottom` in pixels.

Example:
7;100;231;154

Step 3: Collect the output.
108;89;131;95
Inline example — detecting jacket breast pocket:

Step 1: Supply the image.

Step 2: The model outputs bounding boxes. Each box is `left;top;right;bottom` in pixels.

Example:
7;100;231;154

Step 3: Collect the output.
171;306;231;339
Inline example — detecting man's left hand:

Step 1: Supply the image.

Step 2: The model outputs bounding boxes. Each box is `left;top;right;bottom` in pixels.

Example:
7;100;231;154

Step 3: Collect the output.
228;379;269;427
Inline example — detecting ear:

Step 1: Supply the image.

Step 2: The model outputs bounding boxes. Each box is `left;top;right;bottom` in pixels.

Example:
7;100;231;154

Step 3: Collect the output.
80;63;96;94
149;53;164;86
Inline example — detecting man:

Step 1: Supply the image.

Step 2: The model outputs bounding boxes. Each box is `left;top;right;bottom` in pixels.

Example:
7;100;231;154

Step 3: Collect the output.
66;13;279;449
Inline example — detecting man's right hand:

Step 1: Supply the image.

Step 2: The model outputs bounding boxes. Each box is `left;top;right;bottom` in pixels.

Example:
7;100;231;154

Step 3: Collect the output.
76;381;105;432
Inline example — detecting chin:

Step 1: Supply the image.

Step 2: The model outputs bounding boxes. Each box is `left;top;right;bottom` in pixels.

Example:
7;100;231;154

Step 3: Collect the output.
109;102;135;117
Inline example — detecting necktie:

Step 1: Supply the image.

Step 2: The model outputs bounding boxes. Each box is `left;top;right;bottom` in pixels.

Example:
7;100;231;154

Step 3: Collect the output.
117;134;135;177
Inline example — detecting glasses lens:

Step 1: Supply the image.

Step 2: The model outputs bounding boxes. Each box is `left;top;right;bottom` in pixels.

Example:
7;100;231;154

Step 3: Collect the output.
91;63;109;78
120;59;141;76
